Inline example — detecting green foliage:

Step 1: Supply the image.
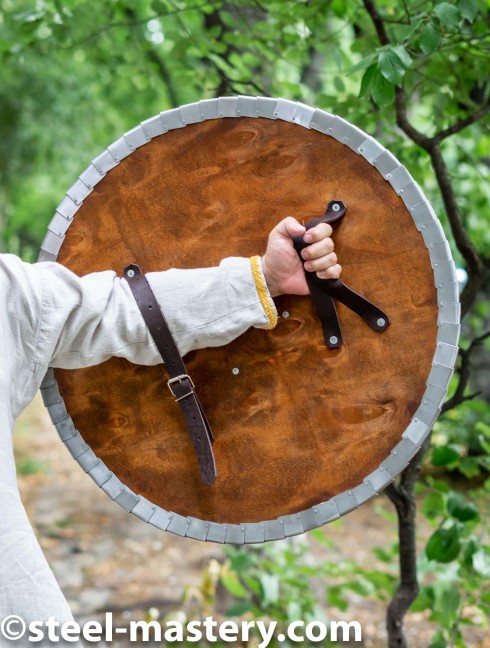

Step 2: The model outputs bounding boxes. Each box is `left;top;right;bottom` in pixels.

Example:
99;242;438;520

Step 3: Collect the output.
414;479;490;646
219;536;397;646
1;0;489;256
432;396;490;481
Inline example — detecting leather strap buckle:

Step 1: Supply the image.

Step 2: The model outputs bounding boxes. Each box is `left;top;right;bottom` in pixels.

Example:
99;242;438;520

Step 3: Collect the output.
167;374;195;401
124;264;217;485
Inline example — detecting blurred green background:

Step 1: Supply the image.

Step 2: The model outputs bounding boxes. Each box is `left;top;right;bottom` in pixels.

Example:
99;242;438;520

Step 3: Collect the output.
2;1;489;646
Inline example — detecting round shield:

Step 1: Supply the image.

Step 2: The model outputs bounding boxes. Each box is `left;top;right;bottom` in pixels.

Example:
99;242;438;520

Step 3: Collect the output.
38;97;460;544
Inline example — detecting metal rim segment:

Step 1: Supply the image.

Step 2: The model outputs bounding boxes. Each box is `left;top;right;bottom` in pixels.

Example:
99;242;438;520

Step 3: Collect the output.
38;96;461;544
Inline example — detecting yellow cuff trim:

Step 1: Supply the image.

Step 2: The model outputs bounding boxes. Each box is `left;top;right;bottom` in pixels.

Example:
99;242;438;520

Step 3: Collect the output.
250;256;278;330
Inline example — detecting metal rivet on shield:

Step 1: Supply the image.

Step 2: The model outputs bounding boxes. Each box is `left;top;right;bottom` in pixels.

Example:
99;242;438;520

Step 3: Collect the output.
127;269;135;278
377;318;386;327
329;336;338;345
232;368;239;375
282;311;289;318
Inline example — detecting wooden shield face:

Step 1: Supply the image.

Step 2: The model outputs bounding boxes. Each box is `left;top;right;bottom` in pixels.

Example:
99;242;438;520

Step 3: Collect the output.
39;98;460;543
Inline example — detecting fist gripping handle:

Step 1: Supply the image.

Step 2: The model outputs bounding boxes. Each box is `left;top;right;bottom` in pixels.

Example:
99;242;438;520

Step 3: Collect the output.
292;201;390;349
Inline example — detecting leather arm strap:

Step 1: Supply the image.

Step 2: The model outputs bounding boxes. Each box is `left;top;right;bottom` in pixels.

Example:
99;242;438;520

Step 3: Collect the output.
123;264;216;485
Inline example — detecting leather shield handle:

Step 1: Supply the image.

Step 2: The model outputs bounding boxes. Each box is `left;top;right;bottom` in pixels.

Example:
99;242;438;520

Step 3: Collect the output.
292;200;390;348
124;264;217;486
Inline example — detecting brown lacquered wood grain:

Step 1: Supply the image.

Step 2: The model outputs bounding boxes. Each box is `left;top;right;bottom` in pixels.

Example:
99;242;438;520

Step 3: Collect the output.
55;118;437;524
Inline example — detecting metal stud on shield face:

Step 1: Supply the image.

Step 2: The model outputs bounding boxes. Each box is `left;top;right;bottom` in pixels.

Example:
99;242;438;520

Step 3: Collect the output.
39;97;460;544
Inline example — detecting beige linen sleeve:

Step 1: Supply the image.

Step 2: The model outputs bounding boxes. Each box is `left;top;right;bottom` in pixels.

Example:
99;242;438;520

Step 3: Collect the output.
34;257;277;371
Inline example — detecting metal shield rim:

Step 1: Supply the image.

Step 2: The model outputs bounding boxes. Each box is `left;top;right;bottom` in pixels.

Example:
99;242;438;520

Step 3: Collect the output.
38;96;461;544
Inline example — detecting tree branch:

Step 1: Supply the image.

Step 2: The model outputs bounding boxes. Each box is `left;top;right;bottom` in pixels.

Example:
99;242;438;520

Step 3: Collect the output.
434;103;490;143
384;438;429;648
362;0;487;317
394;88;432;148
62;2;222;50
427;143;486;315
362;0;389;44
122;7;180;107
146;49;180;107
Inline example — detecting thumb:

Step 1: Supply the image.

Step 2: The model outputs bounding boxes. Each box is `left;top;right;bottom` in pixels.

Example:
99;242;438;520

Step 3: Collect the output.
273;216;306;240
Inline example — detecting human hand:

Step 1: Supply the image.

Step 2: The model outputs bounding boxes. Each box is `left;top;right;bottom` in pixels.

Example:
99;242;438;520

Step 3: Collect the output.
261;217;342;297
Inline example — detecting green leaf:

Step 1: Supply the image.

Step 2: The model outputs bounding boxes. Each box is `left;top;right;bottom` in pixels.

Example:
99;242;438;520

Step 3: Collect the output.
359;63;378;98
226;601;253;617
462;536;479;566
476;421;490;438
326;585;349;612
350;52;377;74
395;19;424;41
287;600;302;622
426;526;462;563
479;434;490;455
151;0;170;13
434;3;461;29
458;0;479;22
372;70;394;107
345;579;372;596
432;445;460;466
435;586;461;626
392;45;412;68
334;76;345;93
411;585;434;612
221;572;249;599
378;49;405;85
241;574;261;596
432;479;450;493
458;456;480;478
429;630;447;648
260;573;280;606
472;548;490;577
228;551;253;573
447;492;479;522
422;492;446;519
373;546;395;563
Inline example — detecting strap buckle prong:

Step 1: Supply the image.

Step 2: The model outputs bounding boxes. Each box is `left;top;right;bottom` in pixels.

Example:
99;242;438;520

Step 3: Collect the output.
167;374;195;401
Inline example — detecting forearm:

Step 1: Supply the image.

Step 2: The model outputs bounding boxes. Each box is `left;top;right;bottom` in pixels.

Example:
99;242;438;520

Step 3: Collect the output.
36;257;276;370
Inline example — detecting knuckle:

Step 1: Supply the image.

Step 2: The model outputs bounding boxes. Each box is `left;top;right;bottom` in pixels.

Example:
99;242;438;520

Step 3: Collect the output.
310;258;320;271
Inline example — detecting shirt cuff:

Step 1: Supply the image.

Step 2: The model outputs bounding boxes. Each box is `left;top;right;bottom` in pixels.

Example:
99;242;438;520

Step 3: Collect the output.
249;256;278;330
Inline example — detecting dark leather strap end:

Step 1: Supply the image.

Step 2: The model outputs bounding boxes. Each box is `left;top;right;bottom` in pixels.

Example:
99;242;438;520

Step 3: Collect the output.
124;263;217;486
